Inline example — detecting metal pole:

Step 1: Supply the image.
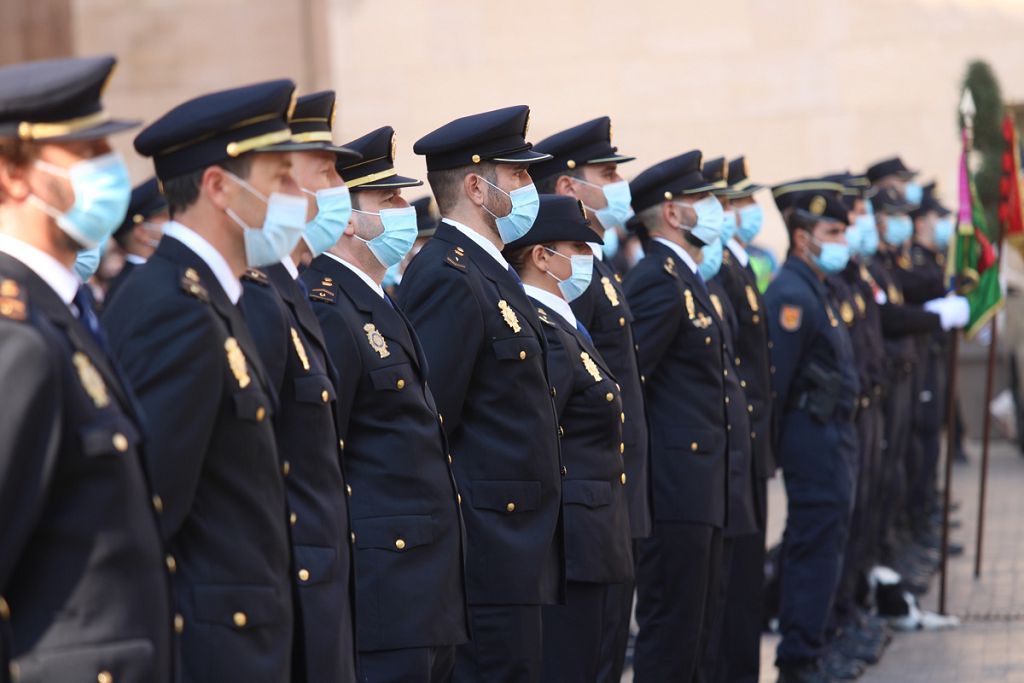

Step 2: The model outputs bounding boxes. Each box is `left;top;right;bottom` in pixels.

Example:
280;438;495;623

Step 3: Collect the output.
940;329;959;614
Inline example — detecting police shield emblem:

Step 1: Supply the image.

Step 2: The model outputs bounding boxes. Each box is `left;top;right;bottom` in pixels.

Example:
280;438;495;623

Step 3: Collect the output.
363;323;390;359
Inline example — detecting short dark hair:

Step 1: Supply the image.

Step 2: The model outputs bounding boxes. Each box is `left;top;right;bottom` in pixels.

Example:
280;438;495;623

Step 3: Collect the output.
534;167;584;195
163;154;252;218
427;161;497;215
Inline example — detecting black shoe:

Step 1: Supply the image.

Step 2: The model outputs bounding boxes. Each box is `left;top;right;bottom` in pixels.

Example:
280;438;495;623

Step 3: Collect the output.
778;660;835;683
822;650;865;680
834;629;884;664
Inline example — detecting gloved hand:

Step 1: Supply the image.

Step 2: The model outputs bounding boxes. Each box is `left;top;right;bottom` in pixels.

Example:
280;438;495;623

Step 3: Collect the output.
924;295;970;331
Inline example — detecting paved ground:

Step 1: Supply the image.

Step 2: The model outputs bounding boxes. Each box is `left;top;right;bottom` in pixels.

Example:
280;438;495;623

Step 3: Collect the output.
624;437;1024;682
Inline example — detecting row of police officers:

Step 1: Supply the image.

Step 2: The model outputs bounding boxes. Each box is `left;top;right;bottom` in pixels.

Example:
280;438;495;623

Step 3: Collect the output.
0;53;967;683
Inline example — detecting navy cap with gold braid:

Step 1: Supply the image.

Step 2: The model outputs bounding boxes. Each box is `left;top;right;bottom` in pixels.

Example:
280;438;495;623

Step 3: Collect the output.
268;90;362;163
723;156;765;198
772;178;845;213
788;190;850;226
414;105;552;172
337;126;422;190
134;79;297;180
114;177;167;240
0;55;139;142
703;156;729;192
529;116;635;182
629;150;716;214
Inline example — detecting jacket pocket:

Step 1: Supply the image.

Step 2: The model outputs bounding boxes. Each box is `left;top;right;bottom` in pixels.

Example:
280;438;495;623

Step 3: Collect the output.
293;373;335;403
15;637;155;683
562;479;613;509
665;427;721;456
231;390;271;422
192;584;288;629
79;416;140;457
368;363;415;392
353;514;435;552
490;336;542;362
293;544;337;586
470;480;541;513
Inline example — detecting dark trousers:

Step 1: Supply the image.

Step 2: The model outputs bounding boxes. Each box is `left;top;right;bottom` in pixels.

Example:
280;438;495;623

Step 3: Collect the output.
878;370;913;562
596;540;640;683
541;581;611;682
699;536;735;683
454;605;542;683
633;521;723;683
359;645;456;683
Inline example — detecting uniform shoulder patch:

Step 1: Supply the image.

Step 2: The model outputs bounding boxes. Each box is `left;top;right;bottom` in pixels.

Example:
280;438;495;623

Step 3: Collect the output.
308;276;338;305
444;246;468;272
0;278;27;321
180;267;209;303
897;254;912;271
242;268;270;285
779;304;802;332
536;306;556;327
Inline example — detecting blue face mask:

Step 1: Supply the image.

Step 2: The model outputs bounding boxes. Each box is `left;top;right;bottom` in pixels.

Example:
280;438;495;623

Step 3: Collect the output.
883;214;913;246
737;204;764;244
223;173;309;268
812;239;850;274
601;226;620;259
479;176;541;243
904;182;923;205
354;206;418;269
699;238;724;280
30;152;132;249
302;185;352;257
546;248;594;302
382;262;402;289
721;210;738;243
850;214;879;256
74;240;108;281
934;216;954;249
676;195;724;245
573;177;635;230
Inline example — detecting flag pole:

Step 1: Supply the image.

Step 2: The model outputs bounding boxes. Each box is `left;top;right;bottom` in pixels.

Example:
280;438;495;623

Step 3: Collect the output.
973;313;998;578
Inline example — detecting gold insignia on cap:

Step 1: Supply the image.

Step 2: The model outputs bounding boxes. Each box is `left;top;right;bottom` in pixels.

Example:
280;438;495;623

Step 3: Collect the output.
363;323;390;358
73;352;109;408
224;337;251;389
601;277;620;307
133;213;144;224
290;327;310;371
498;300;522;334
710;293;724;320
840;301;854;325
472;154;481;164
389;131;397;162
810;195;826;215
684;288;696;320
745;284;759;312
664;191;673;201
581;352;603;382
567;159;576;169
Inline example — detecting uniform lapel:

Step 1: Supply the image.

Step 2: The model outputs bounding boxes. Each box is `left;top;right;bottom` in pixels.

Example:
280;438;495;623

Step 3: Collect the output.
266;263;329;361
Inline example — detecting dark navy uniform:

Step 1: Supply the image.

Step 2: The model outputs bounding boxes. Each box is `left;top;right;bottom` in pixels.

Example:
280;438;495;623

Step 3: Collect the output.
240;263;357;683
107;178;168;306
399;106;563;681
105;81;299;682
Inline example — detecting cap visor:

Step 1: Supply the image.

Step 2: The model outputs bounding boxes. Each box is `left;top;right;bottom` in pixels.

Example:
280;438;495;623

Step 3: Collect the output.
680;182;719;195
351;174;423;190
492;149;553;165
587;154;636;165
723;183;766;198
51;118;141;142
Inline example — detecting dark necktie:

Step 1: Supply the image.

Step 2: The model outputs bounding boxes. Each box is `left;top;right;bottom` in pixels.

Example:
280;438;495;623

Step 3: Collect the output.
694;269;710;297
507;265;525;291
296;276;309;296
576;320;593;345
73;285;108;352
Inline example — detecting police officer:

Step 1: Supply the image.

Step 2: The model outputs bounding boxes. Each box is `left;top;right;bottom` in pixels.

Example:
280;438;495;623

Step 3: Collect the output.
106;177;168;303
302;124;469;681
395;105;563;681
0;54;173;683
765;190;860;683
104;80;305;681
624;150;731;683
530;117;650;682
238;90;360;683
504;194;633;682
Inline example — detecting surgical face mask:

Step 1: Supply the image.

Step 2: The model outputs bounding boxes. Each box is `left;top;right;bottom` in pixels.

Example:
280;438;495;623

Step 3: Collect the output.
883;214;913;246
904;182;923;205
353;206;418;269
699;238;723;280
545;248;594;302
572;177;635;230
737;204;764;244
302;185;352;257
478;175;540;243
601;226;620;259
382;262;402;289
721;210;738;243
675;195;724;246
223;172;308;268
848;214;879;256
74;240;108;281
934;216;954;249
812;238;850;274
30;152;132;249
139;221;164;249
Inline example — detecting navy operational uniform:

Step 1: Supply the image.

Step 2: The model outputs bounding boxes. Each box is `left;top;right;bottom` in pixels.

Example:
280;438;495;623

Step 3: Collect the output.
624;151;730;683
0;55;173;683
238;90;360;683
107;178;168;305
765;192;859;682
397;106;564;682
531;117;651;682
103;81;297;682
302;124;468;681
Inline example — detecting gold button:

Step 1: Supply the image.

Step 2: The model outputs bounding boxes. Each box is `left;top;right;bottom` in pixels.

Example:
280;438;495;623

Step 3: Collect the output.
751;431;757;440
519;350;527;360
282;460;291;476
506;502;516;513
395;538;406;550
439;414;444;425
770;365;776;374
346;484;352;497
723;369;729;377
396;379;406;390
339;439;345;449
550;386;557;397
619;317;625;327
747;404;753;413
471;154;481;163
457;493;462;505
735;357;742;366
233;611;247;628
112;432;128;452
705;336;711;345
619;442;625;454
0;596;9;620
290;512;298;526
165;554;176;573
98;671;113;683
606;392;614;402
152;494;164;513
558;425;565;438
174;613;184;634
298;568;310;582
561;466;568;477
447;454;453;464
620;473;627;485
620;412;625;424
725;396;730;404
321;389;329;402
753;314;760;324
256;406;266;421
640;375;645;383
740;380;747;388
691;442;698;452
350;532;356;544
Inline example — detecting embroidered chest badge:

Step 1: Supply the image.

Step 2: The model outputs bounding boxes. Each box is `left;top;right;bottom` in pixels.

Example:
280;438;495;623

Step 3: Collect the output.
363;323;390;359
224;337;251;389
498;299;522;334
290;327;310;371
73;351;109;408
581;352;603;382
601;277;620;307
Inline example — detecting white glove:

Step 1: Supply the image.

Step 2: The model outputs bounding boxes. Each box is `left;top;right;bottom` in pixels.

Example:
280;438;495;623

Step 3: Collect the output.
924;296;970;331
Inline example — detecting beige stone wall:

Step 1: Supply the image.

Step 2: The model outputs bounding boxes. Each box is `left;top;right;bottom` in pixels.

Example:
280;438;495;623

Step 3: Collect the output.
54;0;1024;256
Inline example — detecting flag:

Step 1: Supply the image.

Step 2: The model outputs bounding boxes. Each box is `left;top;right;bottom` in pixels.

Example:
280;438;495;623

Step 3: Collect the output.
950;127;1003;339
1000;114;1024;258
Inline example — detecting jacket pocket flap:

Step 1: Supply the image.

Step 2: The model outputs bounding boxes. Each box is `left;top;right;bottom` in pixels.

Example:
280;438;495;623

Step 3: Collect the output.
353;514;435;551
668;428;719;455
192;584;286;628
293;544;337;586
594;307;633;331
293;374;335;404
368;363;414;392
562;479;613;508
231;391;271;422
471;480;541;512
79;417;139;457
14;638;154;683
491;336;542;362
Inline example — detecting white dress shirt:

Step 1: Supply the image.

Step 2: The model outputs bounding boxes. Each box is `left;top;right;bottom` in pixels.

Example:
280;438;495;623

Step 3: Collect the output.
443;217;510;269
653;236;700;276
726;238;750;267
524;284;577;328
280;256;299;280
162;221;243;304
0;233;79;309
323;252;386;299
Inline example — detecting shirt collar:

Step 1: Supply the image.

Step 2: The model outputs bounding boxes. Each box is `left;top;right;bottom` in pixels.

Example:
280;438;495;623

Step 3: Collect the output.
0;233;79;307
162;221;243;305
443;217;509;269
727;238;750;267
280;256;299;280
323;252;386;299
653;236;699;275
125;254;147;265
589;242;605;261
524;284;577;328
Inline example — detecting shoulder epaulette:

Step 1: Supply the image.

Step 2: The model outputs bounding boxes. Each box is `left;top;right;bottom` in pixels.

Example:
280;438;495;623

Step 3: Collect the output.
0;278;27;321
444;246;468;272
536;306;557;327
180;267;209;303
242;268;270;285
308;275;337;305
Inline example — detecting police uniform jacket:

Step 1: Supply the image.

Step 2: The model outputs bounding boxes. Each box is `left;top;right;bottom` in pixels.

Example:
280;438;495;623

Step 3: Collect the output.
867;250;941;369
103;234;293;682
240;263;356;682
395;221;564;606
570;254;652;540
623;239;729;527
0;252;172;683
302;254;468;651
841;260;886;406
531;295;634;584
104;258;140;306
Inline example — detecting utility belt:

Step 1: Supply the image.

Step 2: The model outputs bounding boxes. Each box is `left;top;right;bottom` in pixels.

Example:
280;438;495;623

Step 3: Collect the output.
785;361;857;424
